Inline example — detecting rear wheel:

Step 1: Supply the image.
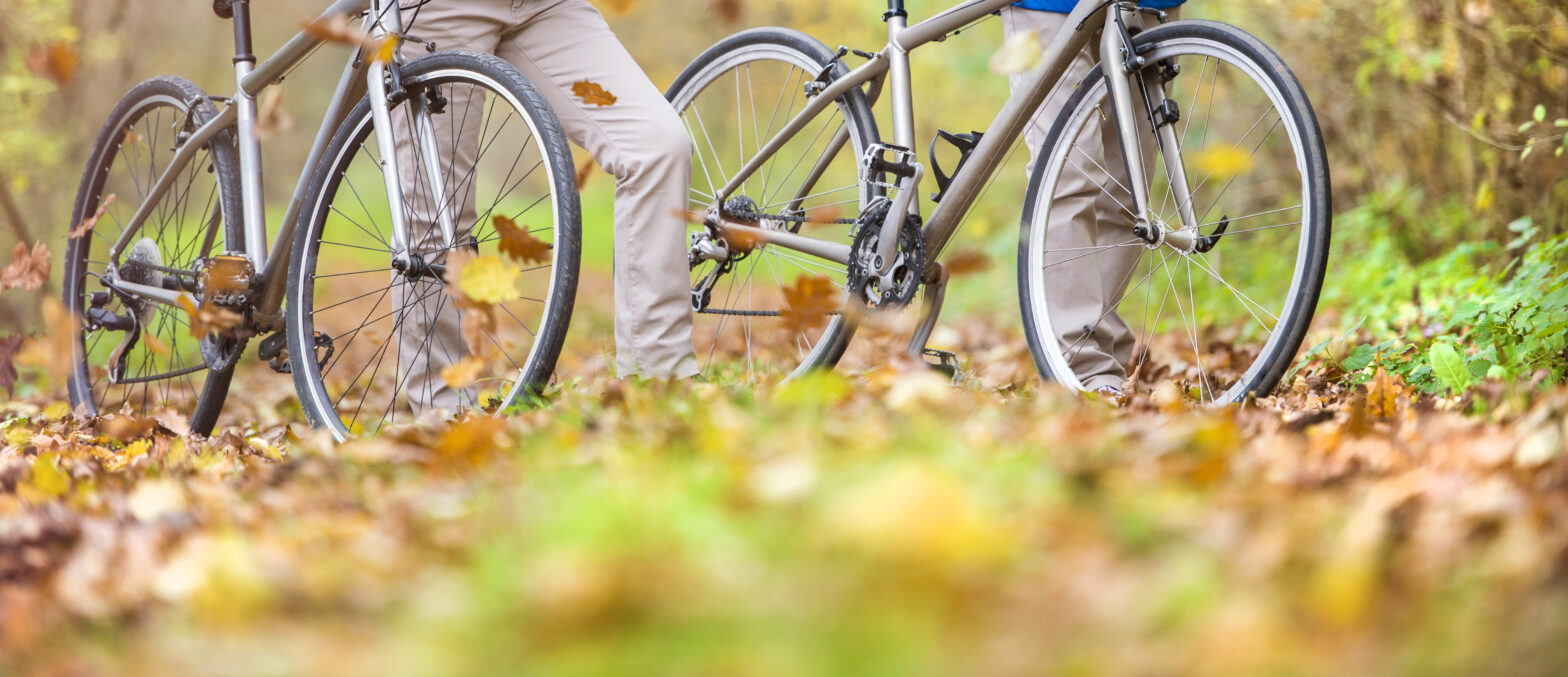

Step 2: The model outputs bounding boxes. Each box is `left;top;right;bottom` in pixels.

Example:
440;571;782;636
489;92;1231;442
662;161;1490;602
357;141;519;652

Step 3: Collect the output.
64;76;243;435
666;28;881;384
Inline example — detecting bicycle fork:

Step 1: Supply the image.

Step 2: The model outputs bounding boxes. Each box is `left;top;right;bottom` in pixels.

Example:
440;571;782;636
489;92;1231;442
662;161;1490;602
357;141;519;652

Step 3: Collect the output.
1100;4;1200;252
363;2;457;273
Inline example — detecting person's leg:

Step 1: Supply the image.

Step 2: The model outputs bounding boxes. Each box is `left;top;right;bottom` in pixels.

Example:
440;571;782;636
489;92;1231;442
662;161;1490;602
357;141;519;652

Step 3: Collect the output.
1004;7;1127;390
1089;7;1182;372
495;0;697;379
391;1;508;413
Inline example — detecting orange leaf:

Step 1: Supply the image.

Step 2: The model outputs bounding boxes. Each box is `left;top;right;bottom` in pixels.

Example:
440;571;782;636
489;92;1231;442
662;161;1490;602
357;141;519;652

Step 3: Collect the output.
175;294;244;338
25;41;78;87
595;0;640;15
571;80;618;107
780;275;840;335
0;242;51;293
943;250;991;277
441;356;486;389
492;215;553;264
802;204;844;228
70;194;117;240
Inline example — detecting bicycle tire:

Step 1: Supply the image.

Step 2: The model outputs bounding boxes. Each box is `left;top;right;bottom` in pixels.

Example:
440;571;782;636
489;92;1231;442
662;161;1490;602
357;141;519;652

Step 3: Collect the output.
1018;20;1331;404
64;76;244;435
287;50;580;439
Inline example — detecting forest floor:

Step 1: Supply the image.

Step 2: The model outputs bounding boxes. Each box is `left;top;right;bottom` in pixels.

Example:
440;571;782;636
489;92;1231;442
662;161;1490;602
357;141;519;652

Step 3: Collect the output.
3;271;1568;677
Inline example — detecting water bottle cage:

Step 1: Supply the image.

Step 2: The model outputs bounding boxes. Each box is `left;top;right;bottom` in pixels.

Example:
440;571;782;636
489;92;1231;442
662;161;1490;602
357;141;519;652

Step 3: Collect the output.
927;129;983;204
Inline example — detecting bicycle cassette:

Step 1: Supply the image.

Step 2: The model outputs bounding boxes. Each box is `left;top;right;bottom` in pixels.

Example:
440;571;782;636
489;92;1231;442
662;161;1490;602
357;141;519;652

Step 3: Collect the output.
846;198;925;309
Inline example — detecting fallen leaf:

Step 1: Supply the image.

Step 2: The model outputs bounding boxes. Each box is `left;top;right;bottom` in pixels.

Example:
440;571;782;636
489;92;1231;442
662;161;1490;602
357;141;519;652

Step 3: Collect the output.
713;0;743;25
990;30;1042;76
176;294;244;338
25;41;78;87
254;88;293;140
0;241;51;292
28;452;70;500
1190;144;1256;180
441;356;486;389
70;194;118;239
492;215;553;264
1365;368;1401;420
943;250;991;277
0;334;22;397
571;80;617;107
435;415;509;468
780;275;839;335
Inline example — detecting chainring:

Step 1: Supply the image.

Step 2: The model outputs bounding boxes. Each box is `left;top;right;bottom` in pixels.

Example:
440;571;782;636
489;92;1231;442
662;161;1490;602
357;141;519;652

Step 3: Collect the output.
846;198;925;309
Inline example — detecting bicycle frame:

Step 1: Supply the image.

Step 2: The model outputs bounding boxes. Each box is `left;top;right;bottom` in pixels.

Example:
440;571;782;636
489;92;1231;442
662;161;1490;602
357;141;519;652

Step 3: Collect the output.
705;0;1198;277
100;0;446;334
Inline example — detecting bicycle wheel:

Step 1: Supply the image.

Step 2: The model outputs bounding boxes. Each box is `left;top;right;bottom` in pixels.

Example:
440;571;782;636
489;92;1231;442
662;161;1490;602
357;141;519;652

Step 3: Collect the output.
288;51;579;440
64;76;244;435
666;28;881;383
1018;20;1330;404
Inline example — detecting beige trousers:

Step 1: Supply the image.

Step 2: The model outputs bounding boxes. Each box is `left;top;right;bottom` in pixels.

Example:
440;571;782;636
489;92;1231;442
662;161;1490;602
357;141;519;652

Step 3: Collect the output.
1003;7;1175;392
393;0;699;411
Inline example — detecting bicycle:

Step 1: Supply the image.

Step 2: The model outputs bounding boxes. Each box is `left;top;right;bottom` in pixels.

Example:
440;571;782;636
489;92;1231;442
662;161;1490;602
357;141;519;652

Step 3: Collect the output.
667;0;1329;403
63;0;581;439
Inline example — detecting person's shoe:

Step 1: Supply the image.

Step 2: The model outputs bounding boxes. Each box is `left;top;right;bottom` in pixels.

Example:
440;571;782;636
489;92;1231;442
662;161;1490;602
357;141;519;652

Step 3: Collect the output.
1091;385;1128;408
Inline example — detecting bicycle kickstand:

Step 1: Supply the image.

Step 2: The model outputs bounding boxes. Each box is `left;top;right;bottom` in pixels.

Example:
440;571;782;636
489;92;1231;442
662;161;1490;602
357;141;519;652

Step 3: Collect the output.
905;263;960;382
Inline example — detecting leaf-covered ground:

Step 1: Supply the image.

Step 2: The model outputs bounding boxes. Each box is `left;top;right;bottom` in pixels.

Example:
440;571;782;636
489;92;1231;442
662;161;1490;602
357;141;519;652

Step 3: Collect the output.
4;295;1568;677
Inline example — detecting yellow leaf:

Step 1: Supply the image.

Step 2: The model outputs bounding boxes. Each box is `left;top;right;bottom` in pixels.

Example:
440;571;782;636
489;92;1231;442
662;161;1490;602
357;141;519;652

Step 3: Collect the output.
25;41;78;87
989;30;1042;76
454;253;522;305
820;462;1010;567
1190;144;1256;180
29;452;70;500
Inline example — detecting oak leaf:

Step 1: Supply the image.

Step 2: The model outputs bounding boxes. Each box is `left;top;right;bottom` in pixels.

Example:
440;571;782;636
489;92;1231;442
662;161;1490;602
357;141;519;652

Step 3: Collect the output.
70;194;117;239
493;215;553;264
0;241;51;292
713;0;743;25
780;275;839;335
176;294;244;338
571;80;618;107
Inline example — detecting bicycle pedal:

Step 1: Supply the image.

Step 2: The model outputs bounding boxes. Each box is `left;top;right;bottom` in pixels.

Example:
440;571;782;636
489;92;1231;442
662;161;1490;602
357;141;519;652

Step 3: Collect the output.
921;348;961;384
257;332;291;373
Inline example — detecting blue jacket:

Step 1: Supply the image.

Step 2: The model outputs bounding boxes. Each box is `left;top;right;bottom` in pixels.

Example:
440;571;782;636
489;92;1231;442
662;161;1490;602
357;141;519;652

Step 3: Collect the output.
1015;0;1185;11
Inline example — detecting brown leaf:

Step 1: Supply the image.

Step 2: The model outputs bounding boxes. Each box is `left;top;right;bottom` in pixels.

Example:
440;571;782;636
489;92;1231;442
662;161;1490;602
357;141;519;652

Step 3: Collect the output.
492;215;553;264
0;334;22;397
14;298;78;383
720;224;767;254
254;88;294;141
435;415;509;468
457;299;498;358
302;13;396;62
575;159;597;190
100;414;156;443
780;275;839;335
70;194;117;240
943;250;991;277
571;80;618;107
713;0;743;25
0;241;51;292
25;41;78;87
175;294;244;338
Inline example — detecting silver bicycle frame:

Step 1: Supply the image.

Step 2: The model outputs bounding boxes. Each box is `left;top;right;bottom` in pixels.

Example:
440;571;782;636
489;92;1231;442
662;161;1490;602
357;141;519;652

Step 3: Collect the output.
707;0;1196;271
102;0;449;333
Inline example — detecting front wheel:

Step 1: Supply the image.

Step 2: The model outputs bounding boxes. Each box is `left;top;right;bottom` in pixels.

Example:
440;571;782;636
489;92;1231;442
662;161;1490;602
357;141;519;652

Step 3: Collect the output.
1018;20;1331;404
287;51;580;439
